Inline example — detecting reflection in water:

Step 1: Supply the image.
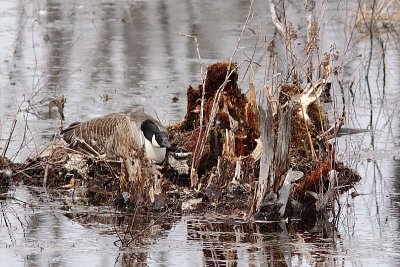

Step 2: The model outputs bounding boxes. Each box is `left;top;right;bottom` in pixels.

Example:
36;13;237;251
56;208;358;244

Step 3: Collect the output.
0;0;400;266
144;215;342;266
0;186;121;266
45;0;73;93
0;186;349;267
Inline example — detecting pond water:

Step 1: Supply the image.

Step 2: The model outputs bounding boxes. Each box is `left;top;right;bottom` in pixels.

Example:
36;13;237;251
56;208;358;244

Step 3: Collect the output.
1;0;400;266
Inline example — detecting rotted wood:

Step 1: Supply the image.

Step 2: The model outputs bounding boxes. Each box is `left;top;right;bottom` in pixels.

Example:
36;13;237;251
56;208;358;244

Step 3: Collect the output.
252;98;295;217
170;62;259;190
273;102;294;192
253;96;275;213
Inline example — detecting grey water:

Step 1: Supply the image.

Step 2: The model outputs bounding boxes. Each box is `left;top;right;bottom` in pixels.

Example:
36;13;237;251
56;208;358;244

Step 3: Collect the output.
0;0;400;266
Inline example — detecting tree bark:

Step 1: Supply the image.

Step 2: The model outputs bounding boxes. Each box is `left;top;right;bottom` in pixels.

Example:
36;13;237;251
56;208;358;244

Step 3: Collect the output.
274;103;293;192
253;96;275;212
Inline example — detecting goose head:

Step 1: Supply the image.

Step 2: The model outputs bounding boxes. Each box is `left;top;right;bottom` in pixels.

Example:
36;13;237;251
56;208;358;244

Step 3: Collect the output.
140;119;171;162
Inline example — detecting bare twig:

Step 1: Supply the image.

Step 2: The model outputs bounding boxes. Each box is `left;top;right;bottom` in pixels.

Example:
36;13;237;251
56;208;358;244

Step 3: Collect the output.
269;0;286;36
1;119;17;159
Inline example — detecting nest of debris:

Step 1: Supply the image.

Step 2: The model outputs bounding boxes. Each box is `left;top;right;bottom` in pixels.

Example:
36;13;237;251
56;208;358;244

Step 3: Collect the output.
3;61;361;219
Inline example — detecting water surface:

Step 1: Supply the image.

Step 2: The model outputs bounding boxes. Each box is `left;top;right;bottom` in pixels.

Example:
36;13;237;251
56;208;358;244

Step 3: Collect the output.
1;0;400;266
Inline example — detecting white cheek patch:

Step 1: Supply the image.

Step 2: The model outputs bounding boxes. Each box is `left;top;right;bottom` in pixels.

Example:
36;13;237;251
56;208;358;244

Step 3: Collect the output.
152;135;161;147
144;137;166;163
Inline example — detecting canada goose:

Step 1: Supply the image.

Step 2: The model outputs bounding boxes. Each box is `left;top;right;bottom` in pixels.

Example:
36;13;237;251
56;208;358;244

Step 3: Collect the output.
60;111;171;163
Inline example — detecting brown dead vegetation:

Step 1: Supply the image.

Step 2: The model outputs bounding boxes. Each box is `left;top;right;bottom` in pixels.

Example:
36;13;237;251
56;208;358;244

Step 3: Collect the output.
5;62;360;220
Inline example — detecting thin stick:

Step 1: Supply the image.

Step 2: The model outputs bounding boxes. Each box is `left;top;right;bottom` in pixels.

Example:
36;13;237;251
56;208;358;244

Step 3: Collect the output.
1;119;17;159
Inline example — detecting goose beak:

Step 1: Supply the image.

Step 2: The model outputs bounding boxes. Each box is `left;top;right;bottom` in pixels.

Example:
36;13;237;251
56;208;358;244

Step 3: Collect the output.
161;138;172;149
154;131;171;149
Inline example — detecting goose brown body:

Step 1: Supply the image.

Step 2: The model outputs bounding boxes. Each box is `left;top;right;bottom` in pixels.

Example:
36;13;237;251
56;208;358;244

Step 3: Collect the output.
61;112;167;160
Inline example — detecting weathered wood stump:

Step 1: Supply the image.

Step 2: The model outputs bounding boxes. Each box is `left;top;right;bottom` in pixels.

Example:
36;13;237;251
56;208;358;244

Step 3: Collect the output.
6;61;360;219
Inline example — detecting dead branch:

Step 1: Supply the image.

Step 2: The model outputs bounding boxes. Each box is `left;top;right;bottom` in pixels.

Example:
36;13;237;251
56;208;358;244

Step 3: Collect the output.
269;0;285;36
